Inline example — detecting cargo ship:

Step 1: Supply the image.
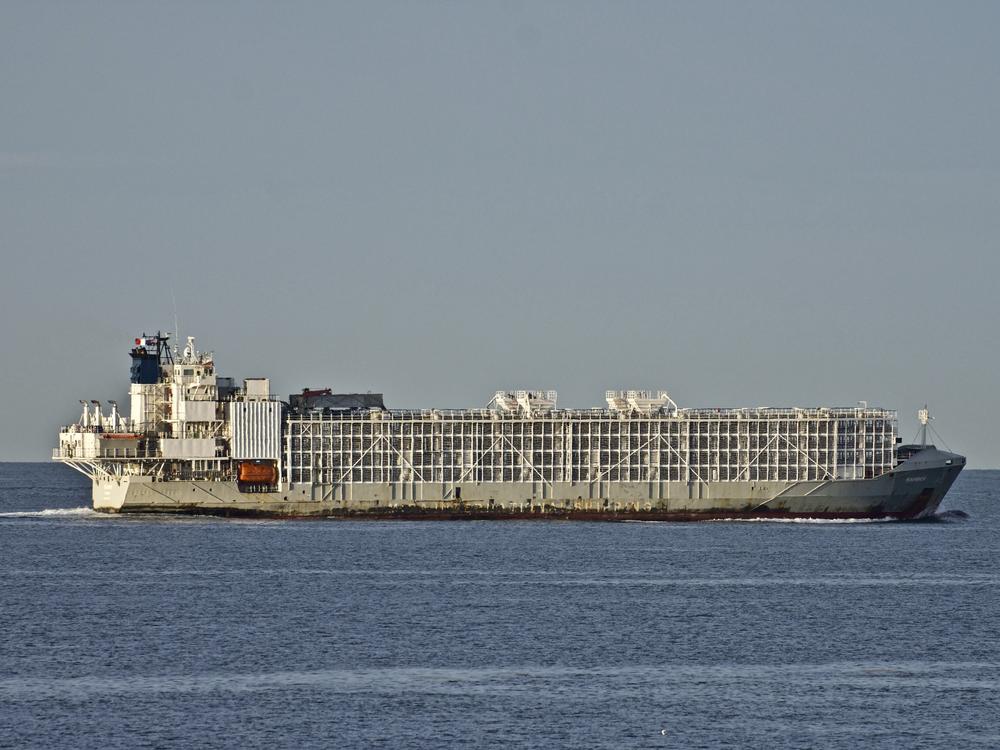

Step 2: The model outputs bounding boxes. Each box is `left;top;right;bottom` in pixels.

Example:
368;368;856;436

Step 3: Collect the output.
54;332;964;520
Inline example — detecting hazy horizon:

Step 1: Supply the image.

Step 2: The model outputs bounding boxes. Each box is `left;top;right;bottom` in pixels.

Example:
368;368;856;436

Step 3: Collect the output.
2;2;998;466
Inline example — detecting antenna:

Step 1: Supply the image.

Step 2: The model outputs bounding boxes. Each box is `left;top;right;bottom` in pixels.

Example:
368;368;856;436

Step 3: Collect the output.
171;287;179;345
918;405;931;447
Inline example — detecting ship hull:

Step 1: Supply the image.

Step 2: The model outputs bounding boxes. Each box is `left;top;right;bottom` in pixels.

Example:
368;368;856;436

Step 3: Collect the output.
91;447;964;521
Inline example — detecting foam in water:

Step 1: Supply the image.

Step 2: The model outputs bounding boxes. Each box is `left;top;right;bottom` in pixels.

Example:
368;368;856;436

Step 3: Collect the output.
708;516;892;524
0;507;98;518
710;511;969;524
0;508;968;523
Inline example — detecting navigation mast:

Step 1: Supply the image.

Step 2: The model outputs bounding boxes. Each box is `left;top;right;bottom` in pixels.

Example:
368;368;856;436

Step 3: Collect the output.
918;405;931;447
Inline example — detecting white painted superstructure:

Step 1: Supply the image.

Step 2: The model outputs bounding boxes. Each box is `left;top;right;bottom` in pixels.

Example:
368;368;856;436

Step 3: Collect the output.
53;331;964;520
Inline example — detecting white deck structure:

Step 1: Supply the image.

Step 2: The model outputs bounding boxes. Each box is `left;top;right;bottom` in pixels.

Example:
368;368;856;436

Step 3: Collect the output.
286;399;897;504
57;332;955;520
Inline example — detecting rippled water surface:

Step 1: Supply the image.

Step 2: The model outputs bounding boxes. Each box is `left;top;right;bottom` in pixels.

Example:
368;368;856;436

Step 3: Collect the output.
1;464;998;749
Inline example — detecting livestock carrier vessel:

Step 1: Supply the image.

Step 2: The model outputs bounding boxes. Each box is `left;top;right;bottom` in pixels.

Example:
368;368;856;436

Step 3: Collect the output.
54;333;964;520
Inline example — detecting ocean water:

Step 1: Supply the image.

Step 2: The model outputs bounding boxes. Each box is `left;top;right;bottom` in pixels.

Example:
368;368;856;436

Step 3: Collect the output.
1;464;998;749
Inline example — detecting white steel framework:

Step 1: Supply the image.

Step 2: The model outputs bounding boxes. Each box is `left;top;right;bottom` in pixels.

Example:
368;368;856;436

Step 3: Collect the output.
286;407;897;493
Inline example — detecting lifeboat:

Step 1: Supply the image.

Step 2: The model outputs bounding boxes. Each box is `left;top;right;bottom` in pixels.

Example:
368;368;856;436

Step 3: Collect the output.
238;460;277;484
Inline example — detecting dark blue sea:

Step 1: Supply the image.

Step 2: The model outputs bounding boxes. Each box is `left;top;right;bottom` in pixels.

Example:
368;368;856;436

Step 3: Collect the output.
1;464;997;749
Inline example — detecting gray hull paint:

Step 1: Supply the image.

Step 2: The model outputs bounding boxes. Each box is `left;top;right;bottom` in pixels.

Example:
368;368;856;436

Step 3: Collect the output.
92;447;964;521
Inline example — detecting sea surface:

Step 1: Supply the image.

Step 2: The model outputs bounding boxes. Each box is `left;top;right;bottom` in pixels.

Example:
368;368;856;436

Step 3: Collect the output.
1;464;998;749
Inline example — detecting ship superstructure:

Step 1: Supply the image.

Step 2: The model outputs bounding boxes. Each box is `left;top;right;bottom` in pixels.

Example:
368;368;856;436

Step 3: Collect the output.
54;333;965;520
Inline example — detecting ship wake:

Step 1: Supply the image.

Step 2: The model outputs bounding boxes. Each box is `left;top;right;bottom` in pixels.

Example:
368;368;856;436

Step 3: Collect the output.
0;507;100;518
709;517;895;524
909;510;970;523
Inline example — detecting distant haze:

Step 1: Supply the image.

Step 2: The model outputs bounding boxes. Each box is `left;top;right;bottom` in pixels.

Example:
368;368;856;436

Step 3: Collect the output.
1;2;997;466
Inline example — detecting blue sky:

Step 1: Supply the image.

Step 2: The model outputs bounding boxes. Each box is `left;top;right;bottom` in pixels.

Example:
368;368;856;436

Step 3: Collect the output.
1;2;997;464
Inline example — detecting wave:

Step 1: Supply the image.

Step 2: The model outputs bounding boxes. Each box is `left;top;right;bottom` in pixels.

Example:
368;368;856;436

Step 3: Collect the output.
2;661;997;699
712;510;970;524
916;510;970;523
709;516;893;524
0;507;98;518
0;507;969;524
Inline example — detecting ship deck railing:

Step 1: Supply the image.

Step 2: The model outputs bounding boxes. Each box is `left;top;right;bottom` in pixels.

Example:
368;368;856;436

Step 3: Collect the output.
289;406;897;422
219;393;284;403
53;447;168;460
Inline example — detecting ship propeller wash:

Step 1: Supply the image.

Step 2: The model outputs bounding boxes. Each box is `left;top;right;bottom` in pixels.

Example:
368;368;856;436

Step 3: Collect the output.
53;333;965;520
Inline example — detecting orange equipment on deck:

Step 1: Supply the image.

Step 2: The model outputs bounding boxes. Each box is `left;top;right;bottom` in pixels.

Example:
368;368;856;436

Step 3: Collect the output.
238;461;277;484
